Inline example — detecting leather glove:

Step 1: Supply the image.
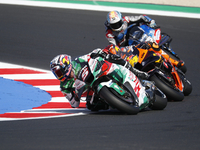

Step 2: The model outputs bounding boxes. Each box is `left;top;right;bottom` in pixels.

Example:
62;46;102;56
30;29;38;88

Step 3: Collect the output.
149;20;157;28
90;50;107;59
98;51;107;58
106;54;121;61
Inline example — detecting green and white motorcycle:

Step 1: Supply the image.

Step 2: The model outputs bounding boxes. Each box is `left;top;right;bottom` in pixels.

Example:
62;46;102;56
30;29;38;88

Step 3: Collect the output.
77;56;167;115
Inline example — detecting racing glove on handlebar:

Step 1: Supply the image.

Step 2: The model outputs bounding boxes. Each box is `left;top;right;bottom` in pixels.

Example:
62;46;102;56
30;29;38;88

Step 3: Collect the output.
91;49;127;66
141;15;157;28
90;49;107;58
106;54;128;66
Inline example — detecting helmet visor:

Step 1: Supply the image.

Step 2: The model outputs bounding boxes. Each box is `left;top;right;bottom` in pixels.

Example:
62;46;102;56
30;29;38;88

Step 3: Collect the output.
53;64;73;81
110;20;123;30
52;65;65;80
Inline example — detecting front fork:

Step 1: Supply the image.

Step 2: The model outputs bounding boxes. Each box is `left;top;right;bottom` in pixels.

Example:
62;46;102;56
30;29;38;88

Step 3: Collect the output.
159;60;184;92
171;66;184;92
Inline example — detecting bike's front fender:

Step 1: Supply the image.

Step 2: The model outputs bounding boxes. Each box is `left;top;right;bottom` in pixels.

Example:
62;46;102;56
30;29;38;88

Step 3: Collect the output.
96;80;126;96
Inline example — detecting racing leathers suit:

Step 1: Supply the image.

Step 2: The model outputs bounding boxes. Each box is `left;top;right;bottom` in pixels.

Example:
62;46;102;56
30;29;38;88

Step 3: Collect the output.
105;15;156;47
60;49;149;110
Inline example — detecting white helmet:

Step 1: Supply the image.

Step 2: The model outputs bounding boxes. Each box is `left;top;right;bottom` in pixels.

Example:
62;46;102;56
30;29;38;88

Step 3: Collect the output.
107;11;123;31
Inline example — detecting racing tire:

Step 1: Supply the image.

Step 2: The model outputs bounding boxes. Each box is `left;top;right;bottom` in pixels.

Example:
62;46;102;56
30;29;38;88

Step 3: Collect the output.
182;79;192;96
149;74;184;101
179;75;192;96
178;64;187;74
99;86;140;115
150;89;167;110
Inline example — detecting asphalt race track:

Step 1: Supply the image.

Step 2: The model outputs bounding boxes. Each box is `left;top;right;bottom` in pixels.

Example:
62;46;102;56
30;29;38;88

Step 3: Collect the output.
1;4;200;150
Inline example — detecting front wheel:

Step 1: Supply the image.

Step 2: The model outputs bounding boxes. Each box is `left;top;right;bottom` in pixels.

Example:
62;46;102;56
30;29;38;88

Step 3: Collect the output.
150;88;167;110
183;79;192;96
149;74;184;101
99;86;140;115
178;72;192;96
178;64;187;74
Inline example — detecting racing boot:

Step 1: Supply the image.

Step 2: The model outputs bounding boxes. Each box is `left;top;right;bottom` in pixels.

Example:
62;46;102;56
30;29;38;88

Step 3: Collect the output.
153;47;187;73
86;93;109;111
169;58;184;67
148;42;185;70
169;58;186;73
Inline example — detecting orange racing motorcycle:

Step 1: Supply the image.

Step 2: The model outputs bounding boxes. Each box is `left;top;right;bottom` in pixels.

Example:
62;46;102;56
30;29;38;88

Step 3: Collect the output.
121;24;187;73
103;44;192;101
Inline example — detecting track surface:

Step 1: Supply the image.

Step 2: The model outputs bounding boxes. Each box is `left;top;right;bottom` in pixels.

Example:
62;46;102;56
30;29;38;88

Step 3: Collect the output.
1;4;200;150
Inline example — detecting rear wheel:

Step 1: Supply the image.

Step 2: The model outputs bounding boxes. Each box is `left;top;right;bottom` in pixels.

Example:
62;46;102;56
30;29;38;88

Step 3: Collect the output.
99;86;140;115
149;74;184;101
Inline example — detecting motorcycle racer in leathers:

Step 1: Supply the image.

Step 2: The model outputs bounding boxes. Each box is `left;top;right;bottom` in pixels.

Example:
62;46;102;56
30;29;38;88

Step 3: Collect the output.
50;49;149;111
105;10;157;47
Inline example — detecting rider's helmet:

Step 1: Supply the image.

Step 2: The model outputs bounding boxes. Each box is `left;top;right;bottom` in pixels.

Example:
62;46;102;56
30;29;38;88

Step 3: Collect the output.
107;11;123;32
50;54;72;82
